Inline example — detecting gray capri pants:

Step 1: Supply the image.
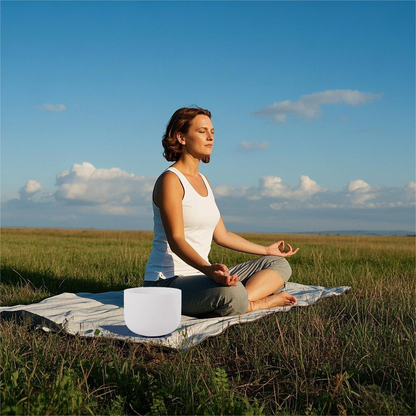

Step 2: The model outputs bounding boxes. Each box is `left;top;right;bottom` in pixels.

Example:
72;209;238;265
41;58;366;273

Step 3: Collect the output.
143;256;292;318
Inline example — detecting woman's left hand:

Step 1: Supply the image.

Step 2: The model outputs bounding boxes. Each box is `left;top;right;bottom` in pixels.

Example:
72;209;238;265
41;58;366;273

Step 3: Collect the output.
266;240;299;257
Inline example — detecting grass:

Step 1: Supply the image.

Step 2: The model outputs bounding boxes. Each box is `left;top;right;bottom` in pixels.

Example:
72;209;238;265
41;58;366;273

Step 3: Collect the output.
1;227;415;415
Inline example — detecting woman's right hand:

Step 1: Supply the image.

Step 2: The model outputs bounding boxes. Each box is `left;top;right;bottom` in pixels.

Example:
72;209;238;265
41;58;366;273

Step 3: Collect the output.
202;263;239;286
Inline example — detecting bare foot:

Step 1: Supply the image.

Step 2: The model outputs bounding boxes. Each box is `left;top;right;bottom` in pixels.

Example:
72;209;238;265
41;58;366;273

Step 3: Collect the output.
247;291;297;312
267;291;297;307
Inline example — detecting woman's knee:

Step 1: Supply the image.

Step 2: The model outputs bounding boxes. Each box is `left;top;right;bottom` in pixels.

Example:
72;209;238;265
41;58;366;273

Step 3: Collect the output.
262;256;292;283
214;282;248;316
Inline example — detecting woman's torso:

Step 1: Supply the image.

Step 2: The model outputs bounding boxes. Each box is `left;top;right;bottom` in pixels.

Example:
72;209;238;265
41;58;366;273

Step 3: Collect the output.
144;166;220;281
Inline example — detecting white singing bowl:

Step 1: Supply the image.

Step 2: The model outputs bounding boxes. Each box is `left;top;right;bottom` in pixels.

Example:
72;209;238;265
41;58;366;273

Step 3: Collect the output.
124;287;182;337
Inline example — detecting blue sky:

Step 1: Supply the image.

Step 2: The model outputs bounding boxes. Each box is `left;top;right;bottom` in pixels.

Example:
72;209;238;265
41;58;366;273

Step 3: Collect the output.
2;1;415;233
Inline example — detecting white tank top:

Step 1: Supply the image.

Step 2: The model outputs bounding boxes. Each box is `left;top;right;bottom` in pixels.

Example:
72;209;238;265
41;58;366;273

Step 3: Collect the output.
144;167;221;281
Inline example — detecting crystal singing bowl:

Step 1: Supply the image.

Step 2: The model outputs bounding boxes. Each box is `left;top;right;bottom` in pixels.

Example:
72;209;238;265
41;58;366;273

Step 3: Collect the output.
124;287;182;337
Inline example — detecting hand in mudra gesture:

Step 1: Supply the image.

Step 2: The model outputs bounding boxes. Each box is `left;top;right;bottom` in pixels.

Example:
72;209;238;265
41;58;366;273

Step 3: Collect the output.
204;263;239;286
267;240;299;257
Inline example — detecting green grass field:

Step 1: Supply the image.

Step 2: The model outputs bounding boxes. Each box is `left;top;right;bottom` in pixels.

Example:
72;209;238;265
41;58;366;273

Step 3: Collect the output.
1;228;415;415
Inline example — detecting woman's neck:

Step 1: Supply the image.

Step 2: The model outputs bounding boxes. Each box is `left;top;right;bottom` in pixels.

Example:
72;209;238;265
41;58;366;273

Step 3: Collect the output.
173;155;200;177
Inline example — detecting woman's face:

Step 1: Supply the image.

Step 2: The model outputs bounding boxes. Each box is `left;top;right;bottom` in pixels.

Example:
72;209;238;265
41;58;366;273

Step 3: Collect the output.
178;115;214;160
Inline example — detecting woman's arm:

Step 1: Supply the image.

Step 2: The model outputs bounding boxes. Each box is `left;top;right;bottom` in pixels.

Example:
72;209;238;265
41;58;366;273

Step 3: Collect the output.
204;173;298;257
213;216;299;257
154;172;238;286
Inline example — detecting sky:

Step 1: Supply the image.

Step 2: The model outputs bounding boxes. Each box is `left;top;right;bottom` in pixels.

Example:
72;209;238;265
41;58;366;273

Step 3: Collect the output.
1;0;415;233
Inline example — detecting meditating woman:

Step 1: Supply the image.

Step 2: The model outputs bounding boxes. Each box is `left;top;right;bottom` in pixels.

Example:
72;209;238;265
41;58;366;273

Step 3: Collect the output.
143;107;299;317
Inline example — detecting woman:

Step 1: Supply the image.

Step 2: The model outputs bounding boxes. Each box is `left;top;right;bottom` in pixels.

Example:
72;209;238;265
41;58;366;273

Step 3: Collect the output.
143;107;299;318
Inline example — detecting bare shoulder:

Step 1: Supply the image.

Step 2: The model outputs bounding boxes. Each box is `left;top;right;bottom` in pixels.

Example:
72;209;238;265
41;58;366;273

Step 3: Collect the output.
155;170;181;190
153;170;184;206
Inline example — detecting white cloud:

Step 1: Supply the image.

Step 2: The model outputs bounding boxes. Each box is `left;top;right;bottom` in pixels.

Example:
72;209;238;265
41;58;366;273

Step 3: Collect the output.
214;176;415;212
348;179;371;192
254;89;383;123
24;180;42;194
5;163;415;233
260;175;325;201
214;184;233;197
260;176;291;198
80;203;136;216
240;141;269;150
405;181;416;202
214;184;250;198
406;181;416;191
293;175;326;200
306;203;339;209
41;103;66;112
349;192;376;205
269;202;290;210
55;162;154;206
347;179;377;205
57;170;69;178
19;180;42;200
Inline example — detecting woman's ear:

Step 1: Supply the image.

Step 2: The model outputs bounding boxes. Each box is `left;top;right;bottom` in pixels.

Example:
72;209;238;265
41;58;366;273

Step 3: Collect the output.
177;132;186;146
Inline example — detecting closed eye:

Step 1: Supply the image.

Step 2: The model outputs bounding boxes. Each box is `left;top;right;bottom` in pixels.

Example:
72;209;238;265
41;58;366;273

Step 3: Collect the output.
196;127;215;135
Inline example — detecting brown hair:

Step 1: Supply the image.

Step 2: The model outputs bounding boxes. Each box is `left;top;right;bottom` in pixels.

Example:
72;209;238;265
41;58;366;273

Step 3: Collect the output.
162;107;212;163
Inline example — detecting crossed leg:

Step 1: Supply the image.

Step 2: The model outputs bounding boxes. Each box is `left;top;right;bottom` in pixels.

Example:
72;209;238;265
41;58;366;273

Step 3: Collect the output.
243;268;297;312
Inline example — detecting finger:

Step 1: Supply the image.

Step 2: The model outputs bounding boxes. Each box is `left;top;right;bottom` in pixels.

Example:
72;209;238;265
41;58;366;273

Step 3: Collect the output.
218;275;228;286
214;269;228;278
226;274;237;285
286;245;299;255
219;264;229;273
216;265;229;275
286;243;298;254
283;248;300;257
212;264;221;272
